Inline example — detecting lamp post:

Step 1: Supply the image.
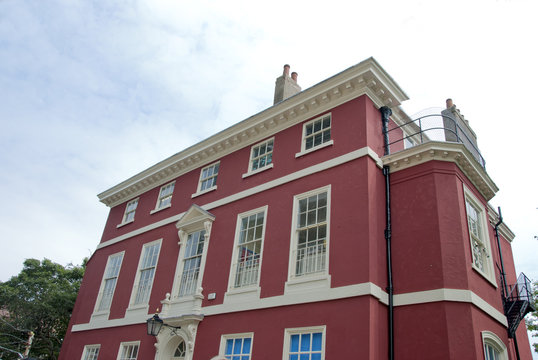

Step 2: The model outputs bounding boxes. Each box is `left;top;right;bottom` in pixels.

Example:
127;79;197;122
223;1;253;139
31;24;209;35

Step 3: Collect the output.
146;313;181;337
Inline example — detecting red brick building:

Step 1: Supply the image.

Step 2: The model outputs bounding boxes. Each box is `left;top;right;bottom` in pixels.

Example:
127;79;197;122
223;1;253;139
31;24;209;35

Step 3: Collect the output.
60;58;533;360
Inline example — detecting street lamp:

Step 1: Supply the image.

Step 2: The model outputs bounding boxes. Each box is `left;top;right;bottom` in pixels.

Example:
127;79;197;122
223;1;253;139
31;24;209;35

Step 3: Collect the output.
146;313;181;336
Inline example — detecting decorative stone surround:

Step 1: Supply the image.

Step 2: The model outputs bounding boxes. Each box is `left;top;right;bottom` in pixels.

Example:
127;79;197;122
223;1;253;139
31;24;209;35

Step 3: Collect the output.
381;141;498;201
98;58;409;208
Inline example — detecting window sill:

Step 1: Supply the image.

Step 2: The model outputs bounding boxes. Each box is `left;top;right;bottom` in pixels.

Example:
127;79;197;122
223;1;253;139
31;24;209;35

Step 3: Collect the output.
471;264;498;288
150;203;171;215
295;140;334;158
116;219;134;228
242;163;274;178
191;185;217;198
90;310;110;322
224;286;261;304
125;304;149;318
285;273;331;295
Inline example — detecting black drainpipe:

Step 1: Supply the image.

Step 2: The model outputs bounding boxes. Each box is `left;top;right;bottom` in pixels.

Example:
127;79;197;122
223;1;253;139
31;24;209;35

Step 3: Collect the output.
380;106;394;360
494;207;508;300
493;207;521;360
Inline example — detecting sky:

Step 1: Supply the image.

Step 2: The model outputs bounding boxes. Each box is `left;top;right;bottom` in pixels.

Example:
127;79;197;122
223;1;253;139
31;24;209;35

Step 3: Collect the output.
1;0;537;350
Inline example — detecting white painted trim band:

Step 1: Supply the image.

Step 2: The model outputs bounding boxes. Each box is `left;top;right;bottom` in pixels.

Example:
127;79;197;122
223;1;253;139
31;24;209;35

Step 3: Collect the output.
71;285;506;332
97;146;381;250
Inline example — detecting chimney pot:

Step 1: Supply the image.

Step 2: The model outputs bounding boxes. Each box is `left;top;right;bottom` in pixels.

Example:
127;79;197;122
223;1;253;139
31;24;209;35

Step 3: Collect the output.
446;98;454;109
273;64;301;104
283;64;290;77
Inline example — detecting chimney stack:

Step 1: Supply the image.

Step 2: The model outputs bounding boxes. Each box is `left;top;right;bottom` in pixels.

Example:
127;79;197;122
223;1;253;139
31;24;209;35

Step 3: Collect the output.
273;64;301;104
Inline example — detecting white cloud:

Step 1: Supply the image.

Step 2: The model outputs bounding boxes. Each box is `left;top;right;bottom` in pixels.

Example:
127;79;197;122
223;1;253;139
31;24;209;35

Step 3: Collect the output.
0;0;536;301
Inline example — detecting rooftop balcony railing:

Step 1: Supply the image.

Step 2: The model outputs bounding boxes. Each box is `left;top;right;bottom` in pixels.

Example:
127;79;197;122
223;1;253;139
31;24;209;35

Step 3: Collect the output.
384;108;486;169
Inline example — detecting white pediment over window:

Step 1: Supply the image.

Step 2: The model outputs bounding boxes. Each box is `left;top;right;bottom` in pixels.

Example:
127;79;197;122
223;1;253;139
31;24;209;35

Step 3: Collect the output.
175;204;215;233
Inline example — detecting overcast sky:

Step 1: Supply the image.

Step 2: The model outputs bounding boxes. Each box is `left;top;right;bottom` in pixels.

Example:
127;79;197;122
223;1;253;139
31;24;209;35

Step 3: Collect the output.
1;0;537;317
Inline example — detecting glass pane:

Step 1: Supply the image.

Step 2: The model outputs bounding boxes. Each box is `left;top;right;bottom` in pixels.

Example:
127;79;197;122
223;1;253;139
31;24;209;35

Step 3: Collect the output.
243;338;251;354
313;120;322;132
318;207;326;223
312;333;322;351
305;124;313;136
305;137;313;149
290;355;298;360
322;116;330;129
307;210;316;226
233;338;242;354
312;354;321;360
299;199;307;213
300;333;311;351
299;354;309;360
226;339;234;355
290;334;299;352
314;133;322;146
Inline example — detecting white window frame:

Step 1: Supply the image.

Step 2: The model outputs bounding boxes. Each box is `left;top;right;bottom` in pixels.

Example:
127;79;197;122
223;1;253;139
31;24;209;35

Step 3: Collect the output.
127;239;162;312
242;138;274;178
463;186;496;286
219;332;254;360
192;162;220;198
481;331;508;360
81;344;100;360
117;341;140;360
171;205;215;302
178;229;207;297
226;206;267;295
92;251;124;316
286;186;331;290
118;198;139;227
295;113;333;158
282;326;325;360
151;181;175;213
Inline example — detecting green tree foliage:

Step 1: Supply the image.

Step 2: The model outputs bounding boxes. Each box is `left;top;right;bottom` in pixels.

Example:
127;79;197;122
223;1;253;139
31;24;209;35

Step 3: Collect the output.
527;280;538;354
0;258;85;360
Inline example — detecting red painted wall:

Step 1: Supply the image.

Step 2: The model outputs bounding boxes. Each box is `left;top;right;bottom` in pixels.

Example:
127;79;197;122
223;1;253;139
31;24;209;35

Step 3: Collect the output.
61;90;531;360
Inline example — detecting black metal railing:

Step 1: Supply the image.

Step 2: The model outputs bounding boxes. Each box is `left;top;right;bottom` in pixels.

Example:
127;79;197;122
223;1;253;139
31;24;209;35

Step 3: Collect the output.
384;111;486;168
503;272;535;338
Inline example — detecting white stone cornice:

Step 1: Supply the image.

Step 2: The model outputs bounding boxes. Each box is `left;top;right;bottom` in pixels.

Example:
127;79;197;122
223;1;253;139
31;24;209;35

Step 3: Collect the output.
382;141;499;201
98;57;409;207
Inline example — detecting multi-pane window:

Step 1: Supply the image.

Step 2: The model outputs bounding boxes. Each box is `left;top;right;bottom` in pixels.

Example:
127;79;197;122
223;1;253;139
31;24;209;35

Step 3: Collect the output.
482;332;507;360
156;182;175;210
284;328;325;360
97;253;123;312
133;242;161;305
198;162;220;192
484;343;500;360
466;199;486;272
179;230;206;296
303;114;331;151
82;345;100;360
118;343;139;360
294;191;328;276
173;340;186;359
221;335;253;360
122;198;138;224
250;139;274;172
232;210;265;288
